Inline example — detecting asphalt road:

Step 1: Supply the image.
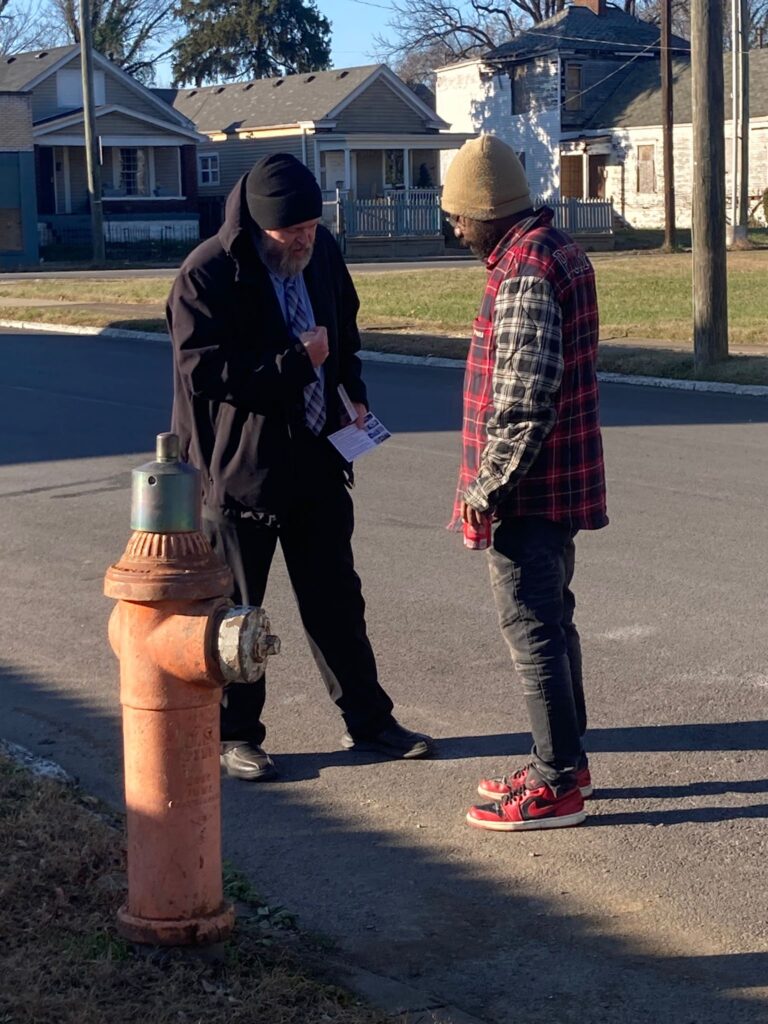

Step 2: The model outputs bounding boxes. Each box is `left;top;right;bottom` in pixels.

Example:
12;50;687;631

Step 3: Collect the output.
1;329;766;1023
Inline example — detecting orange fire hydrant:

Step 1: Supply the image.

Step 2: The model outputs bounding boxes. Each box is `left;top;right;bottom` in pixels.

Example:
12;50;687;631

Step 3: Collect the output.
105;432;279;946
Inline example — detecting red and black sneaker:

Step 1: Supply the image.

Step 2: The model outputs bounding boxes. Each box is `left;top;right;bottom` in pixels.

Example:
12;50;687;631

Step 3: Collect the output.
477;762;593;802
467;779;586;832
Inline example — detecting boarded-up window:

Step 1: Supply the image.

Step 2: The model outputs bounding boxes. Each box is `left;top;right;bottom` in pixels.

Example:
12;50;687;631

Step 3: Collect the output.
637;145;656;193
564;64;582;112
561;154;583;198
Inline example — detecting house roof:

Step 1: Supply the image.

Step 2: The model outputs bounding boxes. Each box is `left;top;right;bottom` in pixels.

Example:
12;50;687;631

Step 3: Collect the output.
0;45;79;92
156;64;446;133
587;47;768;128
486;3;690;62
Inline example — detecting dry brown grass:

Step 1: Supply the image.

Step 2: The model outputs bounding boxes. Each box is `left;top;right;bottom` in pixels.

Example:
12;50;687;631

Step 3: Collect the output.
0;753;390;1024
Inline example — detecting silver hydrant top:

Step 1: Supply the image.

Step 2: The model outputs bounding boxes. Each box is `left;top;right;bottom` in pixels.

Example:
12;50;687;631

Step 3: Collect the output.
130;432;201;533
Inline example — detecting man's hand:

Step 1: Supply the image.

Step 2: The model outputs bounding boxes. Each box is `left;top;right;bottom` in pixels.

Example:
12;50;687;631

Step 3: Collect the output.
300;326;329;368
461;500;490;531
352;401;367;430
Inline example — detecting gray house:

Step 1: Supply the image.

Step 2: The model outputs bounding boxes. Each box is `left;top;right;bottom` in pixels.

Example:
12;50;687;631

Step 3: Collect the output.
0;45;204;254
157;63;471;249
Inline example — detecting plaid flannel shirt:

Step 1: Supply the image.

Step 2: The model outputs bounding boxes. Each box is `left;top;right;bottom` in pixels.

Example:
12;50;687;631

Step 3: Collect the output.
452;207;608;531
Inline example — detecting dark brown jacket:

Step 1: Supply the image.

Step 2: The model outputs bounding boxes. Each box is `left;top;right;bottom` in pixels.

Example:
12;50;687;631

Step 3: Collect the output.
168;174;367;516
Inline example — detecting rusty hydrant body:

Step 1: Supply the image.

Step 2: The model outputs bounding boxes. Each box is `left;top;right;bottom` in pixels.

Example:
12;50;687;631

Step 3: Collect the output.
105;433;279;946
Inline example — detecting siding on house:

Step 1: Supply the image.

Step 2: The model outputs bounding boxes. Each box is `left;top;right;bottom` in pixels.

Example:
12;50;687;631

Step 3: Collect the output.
604;120;768;228
199;135;307;196
102;70;168;120
31;74;60;123
32;56;178;124
334;78;430;133
436;58;560;199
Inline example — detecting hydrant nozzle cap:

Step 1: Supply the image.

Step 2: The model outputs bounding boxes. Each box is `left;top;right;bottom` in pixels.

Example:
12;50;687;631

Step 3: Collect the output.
130;432;201;533
156;432;180;462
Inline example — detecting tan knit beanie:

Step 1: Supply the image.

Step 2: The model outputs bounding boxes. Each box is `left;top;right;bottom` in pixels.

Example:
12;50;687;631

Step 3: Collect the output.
441;135;532;221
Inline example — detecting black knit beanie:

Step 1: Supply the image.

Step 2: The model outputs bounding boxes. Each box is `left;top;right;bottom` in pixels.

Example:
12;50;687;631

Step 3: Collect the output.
245;153;323;229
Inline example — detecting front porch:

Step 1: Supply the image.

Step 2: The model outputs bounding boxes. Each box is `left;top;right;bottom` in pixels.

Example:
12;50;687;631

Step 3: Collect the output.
315;131;471;257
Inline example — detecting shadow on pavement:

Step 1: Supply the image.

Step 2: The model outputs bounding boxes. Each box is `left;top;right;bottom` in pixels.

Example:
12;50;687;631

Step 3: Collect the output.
2;660;766;1024
2;331;768;471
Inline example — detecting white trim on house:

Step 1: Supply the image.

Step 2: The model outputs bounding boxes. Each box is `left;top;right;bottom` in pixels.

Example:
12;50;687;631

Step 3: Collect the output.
197;151;220;186
36;134;196;147
14;46;82;93
62;145;71;212
92;52;198;130
314;132;472;149
323;65;449;131
33;104;203;142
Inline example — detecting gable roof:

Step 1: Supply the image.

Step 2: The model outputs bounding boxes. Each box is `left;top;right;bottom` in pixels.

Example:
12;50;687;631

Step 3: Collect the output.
587;47;768;128
0;44;195;129
32;103;204;141
157;64;448;133
487;3;690;62
0;45;79;91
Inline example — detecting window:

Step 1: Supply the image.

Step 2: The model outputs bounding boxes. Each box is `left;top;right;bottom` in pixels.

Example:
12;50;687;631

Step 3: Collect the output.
119;147;148;196
198;153;220;186
637;144;656;193
56;68;105;108
564;63;582;112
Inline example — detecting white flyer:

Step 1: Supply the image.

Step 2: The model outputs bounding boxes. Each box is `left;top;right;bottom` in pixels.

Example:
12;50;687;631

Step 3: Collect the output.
328;387;392;460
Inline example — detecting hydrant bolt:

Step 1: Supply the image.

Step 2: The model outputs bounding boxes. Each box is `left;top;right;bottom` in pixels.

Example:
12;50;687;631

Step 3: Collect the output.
216;606;281;684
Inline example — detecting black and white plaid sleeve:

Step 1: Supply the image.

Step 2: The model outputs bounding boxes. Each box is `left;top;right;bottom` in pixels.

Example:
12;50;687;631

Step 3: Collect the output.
464;275;563;512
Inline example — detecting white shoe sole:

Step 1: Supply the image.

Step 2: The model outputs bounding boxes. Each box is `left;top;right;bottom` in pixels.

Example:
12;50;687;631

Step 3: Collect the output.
466;809;587;831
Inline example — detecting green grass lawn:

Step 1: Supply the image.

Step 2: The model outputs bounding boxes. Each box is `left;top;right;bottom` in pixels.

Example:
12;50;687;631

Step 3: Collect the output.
1;249;766;347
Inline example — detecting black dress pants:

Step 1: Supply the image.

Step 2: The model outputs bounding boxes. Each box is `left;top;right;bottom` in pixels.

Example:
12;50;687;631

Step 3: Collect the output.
203;448;395;747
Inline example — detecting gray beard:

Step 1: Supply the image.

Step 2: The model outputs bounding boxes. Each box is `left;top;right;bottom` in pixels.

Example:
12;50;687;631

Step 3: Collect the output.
257;235;314;278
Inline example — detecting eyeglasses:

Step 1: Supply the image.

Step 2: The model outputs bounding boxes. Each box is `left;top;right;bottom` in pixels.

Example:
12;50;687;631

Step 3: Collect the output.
444;213;461;228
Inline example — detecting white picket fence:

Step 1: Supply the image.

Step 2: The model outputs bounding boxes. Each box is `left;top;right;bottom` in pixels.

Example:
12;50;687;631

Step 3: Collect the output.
322;190;614;240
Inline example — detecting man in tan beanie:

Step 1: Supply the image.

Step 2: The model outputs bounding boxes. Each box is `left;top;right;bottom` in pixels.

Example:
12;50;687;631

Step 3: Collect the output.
442;134;608;832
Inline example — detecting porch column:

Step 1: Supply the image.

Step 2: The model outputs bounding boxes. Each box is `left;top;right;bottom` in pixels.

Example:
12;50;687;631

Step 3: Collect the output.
582;148;589;200
343;148;352;191
403;147;411;191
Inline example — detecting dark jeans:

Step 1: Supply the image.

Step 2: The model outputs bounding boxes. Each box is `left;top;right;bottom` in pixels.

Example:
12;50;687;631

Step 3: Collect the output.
204;446;394;747
487;516;587;790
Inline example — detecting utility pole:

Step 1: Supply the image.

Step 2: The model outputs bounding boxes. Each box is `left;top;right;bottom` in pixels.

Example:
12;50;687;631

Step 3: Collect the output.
79;0;105;263
661;0;676;251
691;0;728;370
728;0;750;247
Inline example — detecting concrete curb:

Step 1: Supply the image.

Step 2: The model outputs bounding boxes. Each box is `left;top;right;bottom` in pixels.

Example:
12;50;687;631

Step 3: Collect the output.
4;318;768;397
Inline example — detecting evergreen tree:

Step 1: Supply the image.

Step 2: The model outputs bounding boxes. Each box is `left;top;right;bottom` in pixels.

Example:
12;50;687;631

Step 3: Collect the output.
171;0;332;87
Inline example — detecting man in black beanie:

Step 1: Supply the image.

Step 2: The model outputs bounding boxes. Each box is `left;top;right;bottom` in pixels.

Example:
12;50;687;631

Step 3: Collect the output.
168;153;433;780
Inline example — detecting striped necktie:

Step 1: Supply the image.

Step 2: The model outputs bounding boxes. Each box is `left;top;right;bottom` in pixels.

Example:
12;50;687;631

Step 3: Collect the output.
285;276;326;436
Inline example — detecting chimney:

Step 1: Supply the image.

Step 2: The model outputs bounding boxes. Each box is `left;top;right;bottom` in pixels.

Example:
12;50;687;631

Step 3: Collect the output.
572;0;607;14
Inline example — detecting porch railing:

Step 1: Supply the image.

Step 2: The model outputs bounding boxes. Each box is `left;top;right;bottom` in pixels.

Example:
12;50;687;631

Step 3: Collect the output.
340;189;442;238
539;198;614;235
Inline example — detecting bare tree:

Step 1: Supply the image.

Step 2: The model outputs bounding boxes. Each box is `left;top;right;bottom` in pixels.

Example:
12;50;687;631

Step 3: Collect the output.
375;0;679;82
46;0;177;81
0;0;52;52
